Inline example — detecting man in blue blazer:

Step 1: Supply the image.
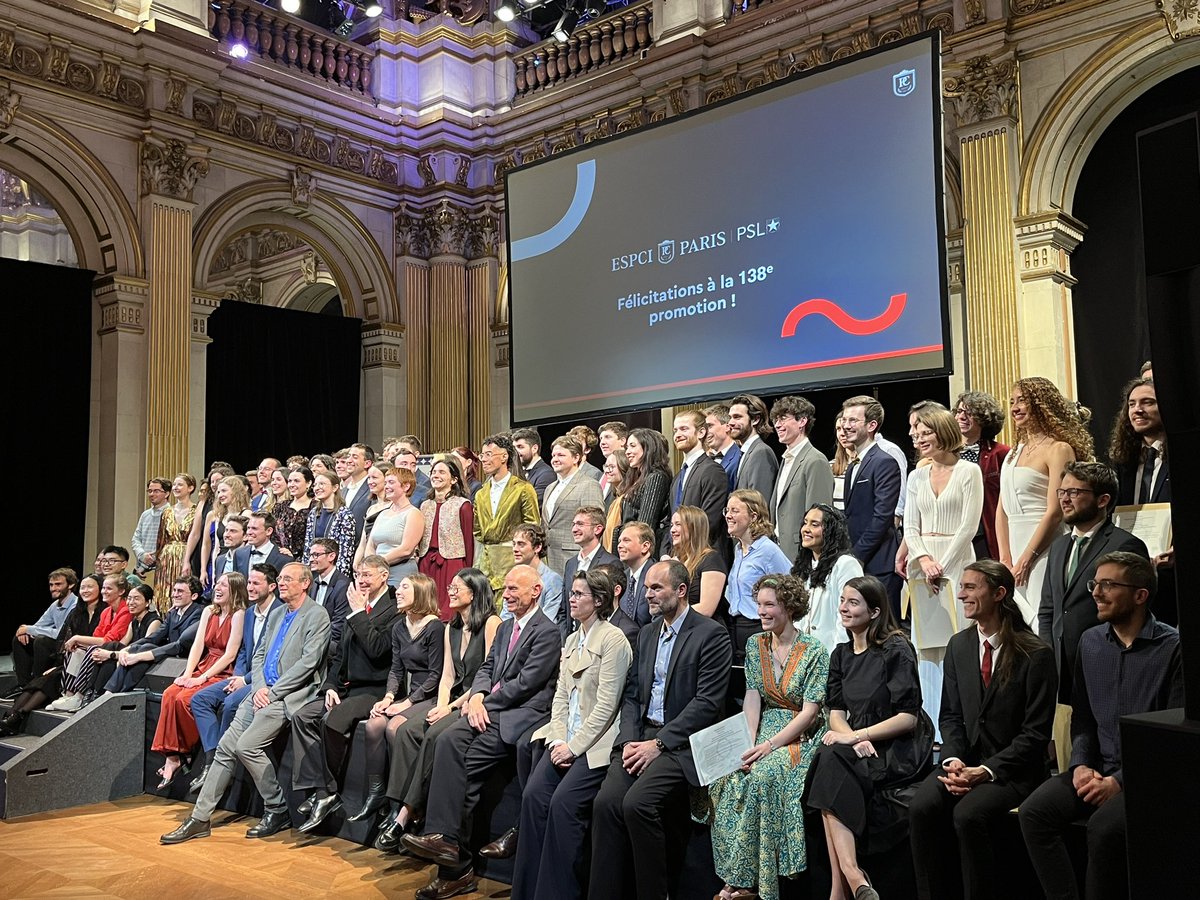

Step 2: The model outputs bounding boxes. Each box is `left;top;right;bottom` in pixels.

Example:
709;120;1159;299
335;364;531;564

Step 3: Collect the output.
307;537;352;658
104;574;204;693
188;563;283;794
841;395;904;614
233;511;291;579
341;443;377;545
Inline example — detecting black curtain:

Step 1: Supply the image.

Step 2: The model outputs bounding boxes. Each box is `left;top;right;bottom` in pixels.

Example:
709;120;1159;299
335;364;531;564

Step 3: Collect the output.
1070;67;1200;453
1;258;94;643
204;300;362;471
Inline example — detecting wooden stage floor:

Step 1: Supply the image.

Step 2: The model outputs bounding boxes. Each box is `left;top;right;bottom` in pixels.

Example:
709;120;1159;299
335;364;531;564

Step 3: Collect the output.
0;796;511;898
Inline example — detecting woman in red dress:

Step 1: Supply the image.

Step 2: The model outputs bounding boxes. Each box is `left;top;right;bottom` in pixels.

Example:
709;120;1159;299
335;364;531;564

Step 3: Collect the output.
150;571;246;788
417;458;475;622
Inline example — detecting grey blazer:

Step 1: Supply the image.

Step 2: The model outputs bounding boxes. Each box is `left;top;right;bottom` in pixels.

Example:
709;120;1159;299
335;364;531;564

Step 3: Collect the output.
771;441;835;563
735;436;780;502
542;474;606;574
249;597;332;719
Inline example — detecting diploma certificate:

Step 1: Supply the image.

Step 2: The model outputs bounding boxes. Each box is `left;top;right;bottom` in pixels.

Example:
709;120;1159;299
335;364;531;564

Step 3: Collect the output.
689;712;754;786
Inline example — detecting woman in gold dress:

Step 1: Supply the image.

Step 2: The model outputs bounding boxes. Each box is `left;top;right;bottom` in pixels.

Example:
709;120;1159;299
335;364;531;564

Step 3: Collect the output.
154;473;197;614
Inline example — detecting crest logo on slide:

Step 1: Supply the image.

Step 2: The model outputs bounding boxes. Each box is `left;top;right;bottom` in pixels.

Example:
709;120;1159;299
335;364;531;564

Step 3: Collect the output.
893;69;916;97
658;239;675;264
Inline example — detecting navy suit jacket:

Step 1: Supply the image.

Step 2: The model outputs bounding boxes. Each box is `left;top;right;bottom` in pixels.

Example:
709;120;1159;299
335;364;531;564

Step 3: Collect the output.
619;560;656;627
344;480;375;545
559;546;620;639
664;453;730;561
714;443;742;491
411;470;433;508
233;542;292;579
128;601;204;662
843;445;902;575
309;569;351;654
233;597;283;678
525;458;556;506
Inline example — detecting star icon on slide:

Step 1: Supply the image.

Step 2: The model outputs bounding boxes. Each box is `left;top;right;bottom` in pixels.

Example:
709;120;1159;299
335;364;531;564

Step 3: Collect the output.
767;218;780;232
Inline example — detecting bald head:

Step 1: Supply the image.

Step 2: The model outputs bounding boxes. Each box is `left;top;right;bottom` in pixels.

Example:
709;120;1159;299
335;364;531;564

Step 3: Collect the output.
502;563;543;618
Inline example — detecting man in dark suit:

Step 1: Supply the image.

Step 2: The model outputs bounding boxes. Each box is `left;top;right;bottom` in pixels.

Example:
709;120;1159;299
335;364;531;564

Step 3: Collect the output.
513;427;556;506
615;520;656;627
1039;462;1148;706
558;506;619;638
909;560;1057;900
595;561;642;648
704;403;742;490
291;554;399;832
341;442;376;544
306;537;351;658
663;409;730;561
104;574;204;693
208;515;248;591
403;564;561;898
1112;377;1170;506
161;561;331;844
589;560;733;900
729;393;780;501
841;395;903;614
233;511;291;579
769;395;835;563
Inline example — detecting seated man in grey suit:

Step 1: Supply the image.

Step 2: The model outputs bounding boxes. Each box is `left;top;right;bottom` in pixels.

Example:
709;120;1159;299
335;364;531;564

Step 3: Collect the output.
160;561;331;843
403;564;561;899
104;575;204;693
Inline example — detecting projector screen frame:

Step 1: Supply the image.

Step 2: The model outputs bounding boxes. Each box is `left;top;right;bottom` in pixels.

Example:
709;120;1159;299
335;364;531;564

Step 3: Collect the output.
504;30;951;428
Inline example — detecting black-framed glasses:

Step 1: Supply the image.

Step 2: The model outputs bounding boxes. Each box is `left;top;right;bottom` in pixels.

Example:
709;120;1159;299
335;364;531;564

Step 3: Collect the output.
568;590;592;600
1055;488;1095;499
1087;579;1141;593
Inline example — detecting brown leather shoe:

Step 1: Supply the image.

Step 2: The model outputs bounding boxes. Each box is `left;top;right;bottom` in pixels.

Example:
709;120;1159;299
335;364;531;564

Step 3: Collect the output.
479;826;518;859
401;832;463;868
414;868;476;900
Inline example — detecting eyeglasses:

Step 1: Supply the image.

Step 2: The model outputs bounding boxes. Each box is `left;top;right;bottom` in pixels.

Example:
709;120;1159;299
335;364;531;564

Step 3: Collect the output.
568;590;593;600
1055;488;1095;499
1087;579;1141;593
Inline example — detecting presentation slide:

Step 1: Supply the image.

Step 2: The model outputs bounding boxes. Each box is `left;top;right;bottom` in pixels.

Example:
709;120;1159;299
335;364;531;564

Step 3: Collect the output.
505;34;949;425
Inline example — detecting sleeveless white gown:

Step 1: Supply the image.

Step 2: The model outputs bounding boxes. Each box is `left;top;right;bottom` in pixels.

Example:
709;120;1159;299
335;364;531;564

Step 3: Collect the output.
999;444;1055;626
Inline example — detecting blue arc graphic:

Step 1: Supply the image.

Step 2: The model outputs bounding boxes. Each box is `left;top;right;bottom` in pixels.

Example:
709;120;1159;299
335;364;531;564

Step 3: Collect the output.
510;159;597;262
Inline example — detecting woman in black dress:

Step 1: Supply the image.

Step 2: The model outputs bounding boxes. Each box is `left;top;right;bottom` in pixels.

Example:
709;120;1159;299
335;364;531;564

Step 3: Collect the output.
373;567;502;850
666;504;728;617
807;575;932;900
620;428;673;546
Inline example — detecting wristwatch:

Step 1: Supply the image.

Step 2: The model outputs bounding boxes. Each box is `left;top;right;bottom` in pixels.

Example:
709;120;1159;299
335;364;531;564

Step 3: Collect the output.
654;738;668;753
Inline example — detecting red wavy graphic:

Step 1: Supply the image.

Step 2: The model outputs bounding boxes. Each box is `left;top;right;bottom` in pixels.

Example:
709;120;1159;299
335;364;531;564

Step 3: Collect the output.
780;293;907;338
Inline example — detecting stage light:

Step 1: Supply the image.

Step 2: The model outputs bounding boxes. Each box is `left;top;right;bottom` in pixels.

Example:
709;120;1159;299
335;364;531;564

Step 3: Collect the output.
365;2;382;14
552;6;579;41
280;0;300;12
229;42;250;58
583;0;605;14
496;1;517;21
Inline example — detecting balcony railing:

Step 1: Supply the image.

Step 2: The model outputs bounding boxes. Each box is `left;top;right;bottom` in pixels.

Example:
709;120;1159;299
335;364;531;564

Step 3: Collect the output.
513;2;653;100
209;0;375;97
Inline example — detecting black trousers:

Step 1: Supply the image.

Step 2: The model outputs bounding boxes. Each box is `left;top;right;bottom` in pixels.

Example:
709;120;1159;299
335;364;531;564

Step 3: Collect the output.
1018;771;1127;900
422;716;521;849
387;707;458;809
588;743;689;900
513;751;608;900
291;685;379;793
909;768;1024;900
99;659;153;694
11;635;58;686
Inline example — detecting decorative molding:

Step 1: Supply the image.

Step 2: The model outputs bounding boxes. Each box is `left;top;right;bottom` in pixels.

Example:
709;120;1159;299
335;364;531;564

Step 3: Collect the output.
362;325;405;369
395;199;499;260
191;94;398;185
291;165;315;207
190;293;221;343
301;250;317;284
1157;0;1200;39
963;0;985;27
455;154;471;187
140;137;209;201
166;75;187;115
417;154;437;187
0;78;18;127
1011;0;1069;14
94;276;149;335
1014;211;1087;284
0;28;146;109
943;56;1018;127
224;276;262;303
210;228;308;274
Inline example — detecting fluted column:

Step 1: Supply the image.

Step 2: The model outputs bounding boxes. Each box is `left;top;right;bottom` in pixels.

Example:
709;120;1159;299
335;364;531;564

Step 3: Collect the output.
139;135;209;482
1014;211;1086;396
401;257;431;440
362;326;406;451
189;291;220;477
467;257;497;448
946;231;967;400
429;254;468;450
92;275;149;551
945;57;1021;416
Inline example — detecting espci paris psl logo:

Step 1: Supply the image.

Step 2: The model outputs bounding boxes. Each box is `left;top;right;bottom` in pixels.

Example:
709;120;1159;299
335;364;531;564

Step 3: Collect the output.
658;239;675;264
893;68;916;97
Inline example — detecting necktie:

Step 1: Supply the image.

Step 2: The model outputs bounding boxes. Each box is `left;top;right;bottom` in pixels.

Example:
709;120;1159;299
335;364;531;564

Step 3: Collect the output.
1066;535;1089;584
316;579;328;607
674;462;689;506
981;640;993;688
1139;446;1158;503
625;572;637;616
843;460;858;501
494;622;522;691
713;451;724;462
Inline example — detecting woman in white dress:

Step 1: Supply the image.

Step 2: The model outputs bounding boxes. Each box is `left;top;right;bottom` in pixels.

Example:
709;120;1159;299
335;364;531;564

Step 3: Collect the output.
792;503;862;655
904;407;983;737
997;377;1094;626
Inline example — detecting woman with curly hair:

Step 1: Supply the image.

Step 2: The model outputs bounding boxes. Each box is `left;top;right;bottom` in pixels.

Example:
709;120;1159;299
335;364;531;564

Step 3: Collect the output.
954;390;1010;560
792;503;862;655
997;377;1093;625
195;474;253;590
725;489;792;668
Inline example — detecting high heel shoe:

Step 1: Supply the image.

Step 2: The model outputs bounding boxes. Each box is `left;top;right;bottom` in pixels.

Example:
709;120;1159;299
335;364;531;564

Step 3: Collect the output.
347;776;388;822
853;871;879;900
156;757;187;790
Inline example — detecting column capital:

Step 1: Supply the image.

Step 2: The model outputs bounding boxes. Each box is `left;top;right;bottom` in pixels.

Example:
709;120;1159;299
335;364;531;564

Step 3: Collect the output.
946;230;965;291
95;275;149;335
191;291;221;344
139;134;209;202
1014;211;1087;285
944;55;1018;131
491;324;510;369
396;199;501;261
362;325;405;369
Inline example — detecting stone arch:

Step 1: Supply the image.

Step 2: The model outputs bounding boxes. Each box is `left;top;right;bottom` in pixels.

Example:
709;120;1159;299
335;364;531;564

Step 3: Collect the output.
0;109;143;276
192;180;397;322
282;280;340;313
1018;20;1199;217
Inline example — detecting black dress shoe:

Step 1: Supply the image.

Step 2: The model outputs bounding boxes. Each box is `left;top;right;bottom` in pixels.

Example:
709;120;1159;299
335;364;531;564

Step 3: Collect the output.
414;868;476;900
374;817;405;852
246;810;292;838
2;684;25;700
298;795;314;816
160;816;211;844
187;764;211;795
0;711;27;737
347;776;387;822
297;793;343;833
479;826;518;859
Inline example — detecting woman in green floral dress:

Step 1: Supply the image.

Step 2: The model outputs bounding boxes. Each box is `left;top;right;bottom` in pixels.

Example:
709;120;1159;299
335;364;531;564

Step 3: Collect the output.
711;573;830;900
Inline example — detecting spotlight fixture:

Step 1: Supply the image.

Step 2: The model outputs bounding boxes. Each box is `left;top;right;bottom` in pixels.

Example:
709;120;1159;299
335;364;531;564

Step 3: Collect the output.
496;0;517;21
229;41;250;58
583;0;605;14
552;5;580;42
365;2;382;15
280;0;300;12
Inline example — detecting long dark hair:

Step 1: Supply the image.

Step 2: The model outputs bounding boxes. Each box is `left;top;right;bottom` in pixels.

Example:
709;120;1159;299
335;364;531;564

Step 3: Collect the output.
454;567;495;634
844;575;906;647
623;428;671;499
1107;376;1161;467
791;504;854;590
963;560;1045;686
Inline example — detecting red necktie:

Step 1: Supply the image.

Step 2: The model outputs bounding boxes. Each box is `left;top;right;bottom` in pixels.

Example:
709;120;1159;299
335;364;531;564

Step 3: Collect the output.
493;622;521;692
981;640;993;688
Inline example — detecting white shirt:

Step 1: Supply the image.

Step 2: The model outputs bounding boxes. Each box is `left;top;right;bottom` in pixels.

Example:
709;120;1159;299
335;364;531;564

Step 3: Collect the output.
678;446;706;494
248;541;276;561
544;469;578;521
575;543;602;572
490;472;512;516
775;437;811;506
741;433;761;453
343;474;367;505
1134;439;1164;503
874;434;910;517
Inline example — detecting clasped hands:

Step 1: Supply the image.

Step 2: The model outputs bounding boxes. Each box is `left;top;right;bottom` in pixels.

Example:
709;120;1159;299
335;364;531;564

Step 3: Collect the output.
938;759;989;795
822;729;877;758
1072;765;1121;806
622;739;662;775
